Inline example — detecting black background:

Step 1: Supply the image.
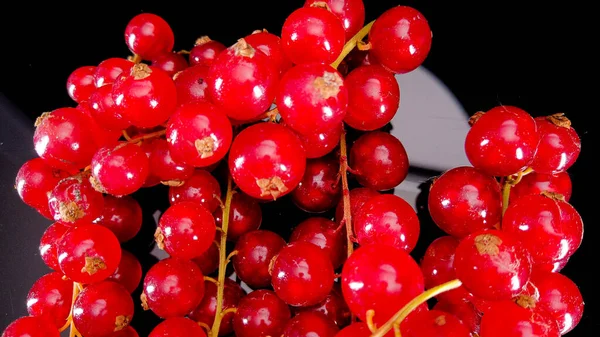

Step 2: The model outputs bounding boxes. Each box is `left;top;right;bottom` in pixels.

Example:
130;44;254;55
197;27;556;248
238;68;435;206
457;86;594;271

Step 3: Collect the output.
0;1;596;336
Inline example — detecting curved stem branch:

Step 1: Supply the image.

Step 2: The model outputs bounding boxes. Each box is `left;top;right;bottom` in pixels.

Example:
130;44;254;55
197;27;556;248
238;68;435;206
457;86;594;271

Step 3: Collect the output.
128;129;166;145
331;20;375;68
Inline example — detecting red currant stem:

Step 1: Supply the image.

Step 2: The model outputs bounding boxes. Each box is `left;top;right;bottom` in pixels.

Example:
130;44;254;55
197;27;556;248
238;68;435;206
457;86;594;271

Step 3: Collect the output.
357;40;372;51
365;309;376;332
68;282;82;337
204;276;219;285
177;49;191;55
501;167;533;215
331;20;375;68
220;307;238;316
338;128;354;259
197;321;211;333
127;129;166;144
210;174;234;337
130;54;142;64
122;129;132;141
369;279;463;337
258;107;279;122
226;249;238;262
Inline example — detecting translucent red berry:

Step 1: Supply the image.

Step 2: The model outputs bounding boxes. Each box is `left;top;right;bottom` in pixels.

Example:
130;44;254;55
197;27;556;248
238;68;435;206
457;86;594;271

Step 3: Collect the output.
335;322;370;337
281;7;345;65
39;222;70;271
294;286;351;327
141;138;194;185
465;106;540;176
149;317;207;337
282;311;339;337
99;195;143;242
192;240;220;275
334;187;379;225
400;309;472;337
244;30;292;76
277;63;348;135
291;156;341;213
48;175;104;226
168;169;222;212
290;217;346;269
349;131;409;190
111;326;139;337
189;36;226;67
124;13;174;60
173;64;210;105
369;6;432;73
214;192;262;242
233;289;291;337
15;158;69;219
189;279;245;336
229;123;306;200
1;316;60;337
532;271;584;334
233;230;286;289
510;171;572;202
530;114;581;174
94;57;134;88
89;84;130;130
428;166;502;238
26;272;73;329
91;142;150;196
77;102;123;149
433;300;482;335
67;66;97;103
151;51;188;77
304;0;365;40
480;301;559;337
291;122;342;159
108;250;142;293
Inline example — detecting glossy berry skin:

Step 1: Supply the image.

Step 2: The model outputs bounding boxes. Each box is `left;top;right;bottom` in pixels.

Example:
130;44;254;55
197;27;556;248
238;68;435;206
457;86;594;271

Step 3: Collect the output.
335;322;370;337
108;250;142;293
277;63;348;135
168;169;221;212
292;122;342;159
91;142;150;196
48;175;104;226
141;138;194;185
354;194;420;252
110;326;139;337
141;257;205;318
192;241;220;275
233;289;291;337
156;201;216;259
304;0;365;40
421;236;471;304
454;230;532;301
401;310;471;337
166;102;233;167
341;244;424;324
73;281;134;337
112;64;178;128
57;224;121;284
39;222;70;271
344;65;400;131
189;279;245;336
67;66;97;102
89;84;130;130
533;271;584;334
77;102;123;149
149;317;207;337
173;64;210;104
511;171;572;202
34;107;99;171
15;158;68;219
124;13;174;60
151;52;188;77
465;106;540;176
229;123;306;200
292;156;341;213
189;37;226;67
214;192;262;241
290;217;346;269
1;316;59;337
295;286;351;327
433;300;481;335
99;195;143;242
281;7;345;65
428;166;502;238
334;187;379;225
349;131;409;190
233;230;286;288
282;311;339;337
207;39;278;121
244;30;292;76
26;272;73;329
94;57;134;88
480;301;559;337
530;115;581;174
369;6;432;74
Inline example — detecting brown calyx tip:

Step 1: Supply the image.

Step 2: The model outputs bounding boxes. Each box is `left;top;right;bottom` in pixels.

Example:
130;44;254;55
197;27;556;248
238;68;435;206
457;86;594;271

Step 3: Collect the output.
434;315;447;326
469;111;486;126
114;315;131;331
34;111;52;127
140;293;149;310
313;71;343;99
233;38;255;58
161;180;185;187
195;137;215;158
252;28;268;34
154;227;166;250
59;201;85;222
89;175;107;194
257;176;288;200
474;233;502;256
541;191;566;202
81;256;107;275
514;294;537;309
195;36;212;46
546;113;572;128
131;63;152;80
310;1;331;10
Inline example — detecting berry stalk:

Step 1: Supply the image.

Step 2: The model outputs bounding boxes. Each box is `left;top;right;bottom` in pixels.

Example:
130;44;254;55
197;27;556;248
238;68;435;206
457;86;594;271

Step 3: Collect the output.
60;282;82;337
331;20;374;68
501;167;533;215
339;129;354;258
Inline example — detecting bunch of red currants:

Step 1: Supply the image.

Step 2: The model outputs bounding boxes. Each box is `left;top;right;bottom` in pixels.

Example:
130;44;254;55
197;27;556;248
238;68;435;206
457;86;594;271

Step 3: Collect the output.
4;1;585;337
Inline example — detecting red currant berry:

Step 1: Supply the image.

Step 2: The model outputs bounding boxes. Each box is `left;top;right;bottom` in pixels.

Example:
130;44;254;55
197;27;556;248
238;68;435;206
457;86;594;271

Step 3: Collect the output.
155;201;216;259
15;158;69;219
290;217;346;269
192;240;220;275
349;131;409;190
94;58;134;88
532;271;584;334
48;175;104;226
124;13;174;60
73;281;134;337
428;166;502;238
91;142;150;196
511;171;572;203
534;257;570;274
244;29;292;76
282;311;339;337
480;301;559;337
166;102;233;167
108;250;142;294
304;0;365;40
141;138;194;185
556;199;584;258
141;257;205;318
233;230;286;289
58;224;121;284
290;122;342;159
233;289;291;337
77;102;123;149
334;187;379;225
281;6;345;65
40;222;70;271
149;317;207;337
454;230;532;301
214;192;262;241
292;156;341;213
110;326;139;337
400;309;471;337
229;123;306;200
335;322;370;337
168;169;222;212
345;48;379;71
369;6;432;74
344;65;400;131
173;64;210;105
294;285;350;327
151;52;188;77
277;63;348;135
433;300;481;335
530;114;581;174
189;278;245;336
34;107;99;170
465;106;540;176
208;39;278;121
1;316;59;337
112;63;178;128
99;195;143;242
26;272;73;329
89;84;130;130
341;244;424;324
189;36;226;67
421;236;471;304
67;66;96;102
